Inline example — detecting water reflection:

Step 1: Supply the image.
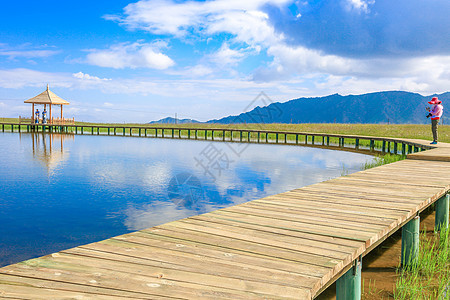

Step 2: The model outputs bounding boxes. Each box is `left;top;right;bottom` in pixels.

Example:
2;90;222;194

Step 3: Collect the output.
28;132;73;175
0;133;373;267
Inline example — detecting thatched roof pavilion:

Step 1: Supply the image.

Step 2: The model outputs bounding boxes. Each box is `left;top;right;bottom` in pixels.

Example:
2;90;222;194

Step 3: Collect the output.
24;85;71;124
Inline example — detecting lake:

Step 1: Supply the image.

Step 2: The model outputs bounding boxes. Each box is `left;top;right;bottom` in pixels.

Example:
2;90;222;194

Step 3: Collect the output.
0;132;372;267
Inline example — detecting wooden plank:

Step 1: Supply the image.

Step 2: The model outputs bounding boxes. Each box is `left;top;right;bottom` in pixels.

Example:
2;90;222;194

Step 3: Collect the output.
325;176;446;193
340;173;448;188
359;166;450;179
0;273;166;299
239;199;395;226
0;275;141;299
147;224;347;269
295;185;440;203
188;214;360;252
279;191;424;210
67;242;322;291
1;255;302;300
109;233;331;279
254;197;409;219
208;208;396;253
225;204;386;233
175;218;356;259
289;185;434;203
306;181;444;198
204;209;375;243
48;251;311;299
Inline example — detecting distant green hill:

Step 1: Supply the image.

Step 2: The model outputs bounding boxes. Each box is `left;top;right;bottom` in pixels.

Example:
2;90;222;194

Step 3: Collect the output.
207;91;449;124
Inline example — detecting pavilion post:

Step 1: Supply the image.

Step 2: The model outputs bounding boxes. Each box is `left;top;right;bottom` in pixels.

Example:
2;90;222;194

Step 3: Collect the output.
32;103;35;123
49;104;52;124
61;104;63;122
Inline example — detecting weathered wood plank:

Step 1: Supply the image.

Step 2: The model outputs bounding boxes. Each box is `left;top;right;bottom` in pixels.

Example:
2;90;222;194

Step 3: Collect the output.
205;210;375;242
66;242;322;290
109;233;331;278
188;214;360;252
176;218;357;259
145;224;347;268
0;273;168;299
1;255;303;300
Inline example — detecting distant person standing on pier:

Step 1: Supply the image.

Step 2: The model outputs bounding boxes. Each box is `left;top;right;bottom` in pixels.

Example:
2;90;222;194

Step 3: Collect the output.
426;97;443;144
35;109;40;124
42;109;47;124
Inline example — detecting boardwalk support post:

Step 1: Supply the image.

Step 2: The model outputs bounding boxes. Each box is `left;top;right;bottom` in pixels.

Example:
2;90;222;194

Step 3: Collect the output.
435;194;449;232
336;256;362;300
401;216;420;267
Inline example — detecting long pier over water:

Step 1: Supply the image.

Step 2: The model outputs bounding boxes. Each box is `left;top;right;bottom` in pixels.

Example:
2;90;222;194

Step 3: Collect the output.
0;123;449;299
1;122;434;155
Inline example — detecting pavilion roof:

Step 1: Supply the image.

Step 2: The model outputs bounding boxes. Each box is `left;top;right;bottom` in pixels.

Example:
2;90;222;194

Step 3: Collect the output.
24;85;70;105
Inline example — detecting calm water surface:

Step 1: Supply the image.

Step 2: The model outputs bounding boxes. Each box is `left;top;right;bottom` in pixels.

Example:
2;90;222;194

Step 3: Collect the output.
0;132;372;267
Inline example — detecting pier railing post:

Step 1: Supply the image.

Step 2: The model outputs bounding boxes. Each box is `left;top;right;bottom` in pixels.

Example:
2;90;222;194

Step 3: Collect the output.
336;257;362;300
435;194;449;232
401;216;420;267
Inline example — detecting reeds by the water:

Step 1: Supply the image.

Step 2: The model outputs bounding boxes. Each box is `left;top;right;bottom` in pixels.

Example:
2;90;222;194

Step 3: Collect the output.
362;154;406;170
394;226;450;299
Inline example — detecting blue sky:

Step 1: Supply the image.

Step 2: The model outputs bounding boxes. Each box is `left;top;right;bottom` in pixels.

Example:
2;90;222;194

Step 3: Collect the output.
1;0;449;122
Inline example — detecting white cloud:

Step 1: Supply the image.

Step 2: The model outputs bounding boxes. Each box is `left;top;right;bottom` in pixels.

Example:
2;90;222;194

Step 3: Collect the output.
0;43;60;59
0;68;71;89
73;72;111;81
0;50;60;59
168;64;214;77
344;0;375;13
209;43;246;67
254;43;450;91
85;42;175;70
108;0;287;46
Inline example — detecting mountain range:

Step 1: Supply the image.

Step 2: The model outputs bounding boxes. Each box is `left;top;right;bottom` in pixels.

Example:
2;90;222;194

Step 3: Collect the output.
150;91;449;124
149;117;200;124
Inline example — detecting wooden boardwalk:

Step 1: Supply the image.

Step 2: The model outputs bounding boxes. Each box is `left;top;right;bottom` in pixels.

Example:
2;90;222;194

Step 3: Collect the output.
0;138;449;299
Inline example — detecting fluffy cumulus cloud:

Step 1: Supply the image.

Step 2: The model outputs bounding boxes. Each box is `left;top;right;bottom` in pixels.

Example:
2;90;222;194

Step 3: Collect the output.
105;0;450;94
86;42;175;69
107;0;289;45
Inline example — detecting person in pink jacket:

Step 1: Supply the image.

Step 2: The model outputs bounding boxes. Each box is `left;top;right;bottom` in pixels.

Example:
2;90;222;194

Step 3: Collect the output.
426;97;443;144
